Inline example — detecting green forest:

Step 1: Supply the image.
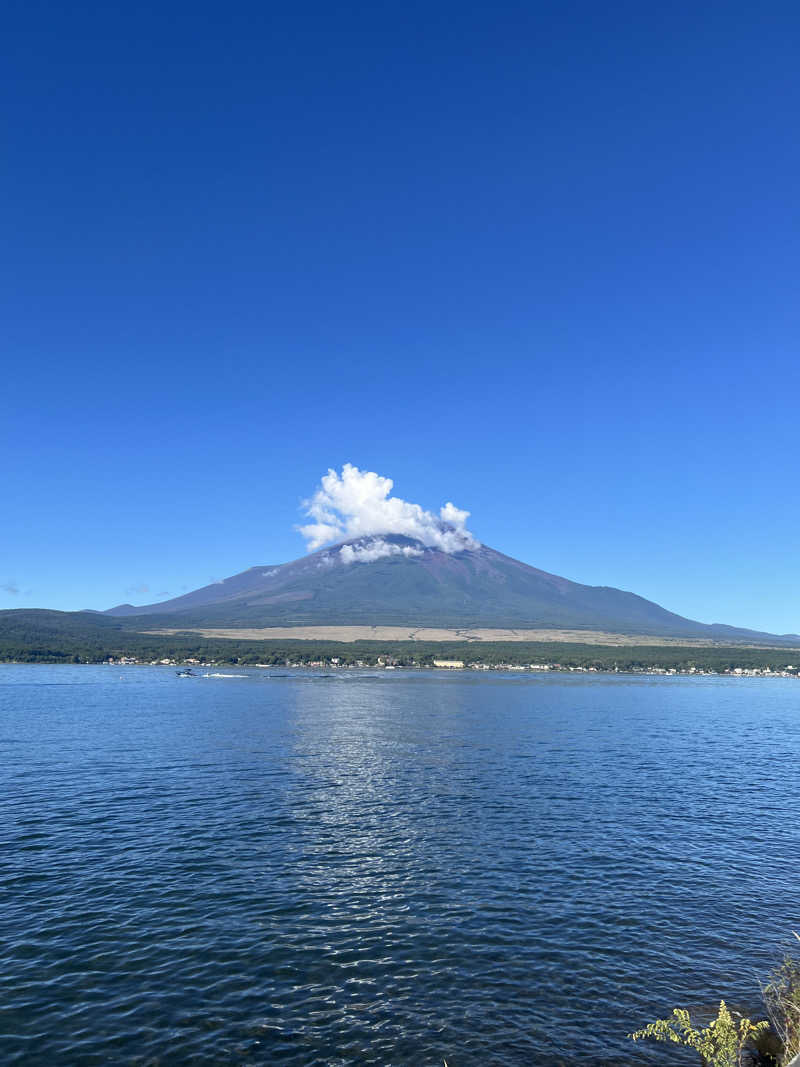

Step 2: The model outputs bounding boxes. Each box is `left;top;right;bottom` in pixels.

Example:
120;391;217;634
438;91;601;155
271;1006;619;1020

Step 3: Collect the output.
2;610;799;674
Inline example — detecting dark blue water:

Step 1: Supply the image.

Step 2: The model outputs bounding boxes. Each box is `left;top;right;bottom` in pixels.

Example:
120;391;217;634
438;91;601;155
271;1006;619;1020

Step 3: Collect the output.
2;665;799;1065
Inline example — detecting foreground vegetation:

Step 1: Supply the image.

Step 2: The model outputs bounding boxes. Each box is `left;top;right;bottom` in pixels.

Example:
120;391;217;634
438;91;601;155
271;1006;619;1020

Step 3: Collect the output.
763;952;800;1065
630;1000;768;1066
1;610;800;675
630;938;800;1066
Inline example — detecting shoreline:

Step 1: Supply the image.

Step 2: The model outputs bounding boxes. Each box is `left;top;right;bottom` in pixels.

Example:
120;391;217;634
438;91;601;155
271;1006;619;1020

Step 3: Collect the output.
3;659;799;679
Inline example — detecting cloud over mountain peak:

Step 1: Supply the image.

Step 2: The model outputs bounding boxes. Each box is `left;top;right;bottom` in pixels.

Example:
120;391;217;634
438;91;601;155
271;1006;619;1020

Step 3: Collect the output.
298;464;478;556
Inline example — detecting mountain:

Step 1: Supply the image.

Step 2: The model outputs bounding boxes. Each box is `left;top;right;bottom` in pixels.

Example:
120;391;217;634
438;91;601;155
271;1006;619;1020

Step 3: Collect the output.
106;534;796;644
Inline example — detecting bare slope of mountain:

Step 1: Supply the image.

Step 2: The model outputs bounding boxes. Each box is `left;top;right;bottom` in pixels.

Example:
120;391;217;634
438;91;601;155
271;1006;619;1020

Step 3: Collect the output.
106;535;796;644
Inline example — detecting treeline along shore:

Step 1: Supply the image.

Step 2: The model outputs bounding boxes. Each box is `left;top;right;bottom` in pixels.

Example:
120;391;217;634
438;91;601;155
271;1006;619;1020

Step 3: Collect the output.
2;609;800;676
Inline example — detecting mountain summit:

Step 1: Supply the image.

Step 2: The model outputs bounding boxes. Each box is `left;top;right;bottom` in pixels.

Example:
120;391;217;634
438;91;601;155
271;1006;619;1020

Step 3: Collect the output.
106;535;788;643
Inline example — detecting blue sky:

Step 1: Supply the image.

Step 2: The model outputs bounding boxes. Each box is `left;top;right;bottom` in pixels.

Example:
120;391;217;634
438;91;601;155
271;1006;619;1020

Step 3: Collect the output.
4;2;800;632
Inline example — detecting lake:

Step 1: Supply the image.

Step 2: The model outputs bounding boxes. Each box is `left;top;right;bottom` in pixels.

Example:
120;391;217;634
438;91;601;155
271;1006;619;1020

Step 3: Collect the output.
2;664;799;1064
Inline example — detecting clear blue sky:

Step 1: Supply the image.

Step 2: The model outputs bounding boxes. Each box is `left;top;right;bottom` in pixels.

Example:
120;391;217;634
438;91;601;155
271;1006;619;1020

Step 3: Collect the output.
4;2;800;633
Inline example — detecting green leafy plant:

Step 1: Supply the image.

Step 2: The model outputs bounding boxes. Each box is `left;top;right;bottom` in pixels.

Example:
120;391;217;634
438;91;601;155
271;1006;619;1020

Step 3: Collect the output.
629;999;769;1067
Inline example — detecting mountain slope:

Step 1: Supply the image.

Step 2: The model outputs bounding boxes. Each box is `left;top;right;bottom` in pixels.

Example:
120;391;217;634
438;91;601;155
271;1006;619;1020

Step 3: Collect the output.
106;535;797;643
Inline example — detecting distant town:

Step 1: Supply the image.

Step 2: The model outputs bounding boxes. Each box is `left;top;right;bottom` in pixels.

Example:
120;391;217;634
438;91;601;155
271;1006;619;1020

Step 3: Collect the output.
100;654;800;679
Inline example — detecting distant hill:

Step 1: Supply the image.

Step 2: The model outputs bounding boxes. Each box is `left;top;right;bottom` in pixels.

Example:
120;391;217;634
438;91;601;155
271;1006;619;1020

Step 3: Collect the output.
104;534;800;645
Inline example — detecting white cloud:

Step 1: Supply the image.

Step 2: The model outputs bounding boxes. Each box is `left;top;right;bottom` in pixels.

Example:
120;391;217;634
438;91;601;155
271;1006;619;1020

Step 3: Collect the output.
298;464;478;554
339;539;424;565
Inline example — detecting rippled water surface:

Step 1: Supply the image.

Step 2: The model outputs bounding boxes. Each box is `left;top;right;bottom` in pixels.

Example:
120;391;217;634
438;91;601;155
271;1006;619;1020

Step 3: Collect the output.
3;665;800;1065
